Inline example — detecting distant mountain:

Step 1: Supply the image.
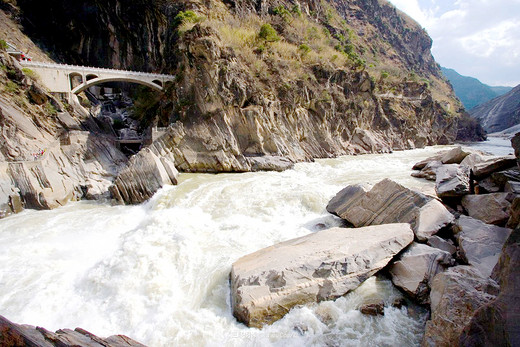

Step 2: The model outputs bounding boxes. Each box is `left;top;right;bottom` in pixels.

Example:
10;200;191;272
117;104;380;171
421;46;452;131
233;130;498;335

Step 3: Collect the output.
469;84;520;133
441;67;512;110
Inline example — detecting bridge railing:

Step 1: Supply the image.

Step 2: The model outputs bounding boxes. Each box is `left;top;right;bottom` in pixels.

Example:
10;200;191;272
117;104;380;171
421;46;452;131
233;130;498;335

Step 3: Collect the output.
19;61;174;79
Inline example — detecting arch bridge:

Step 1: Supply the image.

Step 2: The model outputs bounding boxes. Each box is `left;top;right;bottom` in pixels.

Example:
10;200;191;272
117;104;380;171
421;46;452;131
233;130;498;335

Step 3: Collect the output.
19;61;175;94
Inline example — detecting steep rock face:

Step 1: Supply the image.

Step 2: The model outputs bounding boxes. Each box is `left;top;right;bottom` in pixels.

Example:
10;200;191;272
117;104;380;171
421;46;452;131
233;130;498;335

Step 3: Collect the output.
230;223;414;328
470;84;520;133
9;0;484;173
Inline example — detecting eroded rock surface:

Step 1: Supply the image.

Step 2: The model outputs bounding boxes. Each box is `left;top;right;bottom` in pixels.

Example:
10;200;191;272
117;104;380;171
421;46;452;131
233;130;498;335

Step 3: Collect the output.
461;193;511;225
327;179;454;240
230;223;414;328
459;227;520;346
422;266;499;347
435;164;471;198
389;243;453;304
453;215;512;277
0;315;146;347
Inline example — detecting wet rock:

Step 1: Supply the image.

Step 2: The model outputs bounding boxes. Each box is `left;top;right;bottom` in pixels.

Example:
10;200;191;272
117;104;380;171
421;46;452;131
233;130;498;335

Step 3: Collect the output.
472;155;517;179
459;227;520;347
230;223;414;328
0;315;146;347
435;164;471;198
389;243;454;304
111;147;178;205
461;193;511;225
453;215;512;277
359;301;385;316
247;155;294;172
422;266;499;347
326;184;371;217
411;160;442;181
327;179;454;241
427;235;457;255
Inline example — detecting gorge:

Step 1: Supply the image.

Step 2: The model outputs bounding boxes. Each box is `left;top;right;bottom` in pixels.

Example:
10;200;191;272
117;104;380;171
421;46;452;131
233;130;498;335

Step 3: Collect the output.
2;0;517;346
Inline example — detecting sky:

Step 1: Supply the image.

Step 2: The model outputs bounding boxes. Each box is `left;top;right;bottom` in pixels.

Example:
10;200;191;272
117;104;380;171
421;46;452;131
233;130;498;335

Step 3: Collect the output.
387;0;520;87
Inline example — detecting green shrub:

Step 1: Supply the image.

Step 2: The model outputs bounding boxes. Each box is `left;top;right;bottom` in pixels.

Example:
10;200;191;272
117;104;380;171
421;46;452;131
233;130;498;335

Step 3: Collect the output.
381;71;389;79
44;102;57;116
258;23;280;42
298;43;311;56
291;4;302;16
22;68;37;79
6;80;18;93
174;10;201;27
0;40;7;51
273;6;291;21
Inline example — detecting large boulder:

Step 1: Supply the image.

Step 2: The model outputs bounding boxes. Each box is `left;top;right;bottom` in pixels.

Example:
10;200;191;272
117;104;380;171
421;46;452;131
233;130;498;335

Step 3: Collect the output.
230;223;414;328
110;148;179;204
472;155;517;179
412;147;476;171
459;227;520;346
453;215;512;277
461;193;512;225
435;164;471;198
422;266;499;347
0;315;146;347
327;179;454;241
389;243;454;304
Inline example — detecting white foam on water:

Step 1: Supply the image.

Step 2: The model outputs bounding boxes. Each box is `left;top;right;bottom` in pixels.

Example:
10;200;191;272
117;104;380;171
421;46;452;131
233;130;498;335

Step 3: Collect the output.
0;144;492;346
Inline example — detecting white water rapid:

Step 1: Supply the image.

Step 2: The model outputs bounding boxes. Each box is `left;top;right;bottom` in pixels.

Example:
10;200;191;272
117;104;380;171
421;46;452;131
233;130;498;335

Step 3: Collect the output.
0;140;511;346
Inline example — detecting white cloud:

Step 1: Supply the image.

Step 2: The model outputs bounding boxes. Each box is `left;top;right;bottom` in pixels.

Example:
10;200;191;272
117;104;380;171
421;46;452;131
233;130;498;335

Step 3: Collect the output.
388;0;520;86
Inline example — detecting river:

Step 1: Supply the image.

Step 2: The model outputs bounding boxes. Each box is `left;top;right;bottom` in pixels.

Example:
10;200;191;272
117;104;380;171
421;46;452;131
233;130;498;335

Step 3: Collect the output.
0;138;513;346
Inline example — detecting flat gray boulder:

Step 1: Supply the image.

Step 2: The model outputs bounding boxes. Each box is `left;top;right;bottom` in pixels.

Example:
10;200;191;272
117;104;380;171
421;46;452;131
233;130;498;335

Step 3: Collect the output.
435;164;471;198
453;215;512;277
472;155;517;179
327;179;454;241
326;184;371;217
422;266;499;347
389;243;454;304
427;235;457;255
461;193;511;225
230;223;414;328
411;160;442;181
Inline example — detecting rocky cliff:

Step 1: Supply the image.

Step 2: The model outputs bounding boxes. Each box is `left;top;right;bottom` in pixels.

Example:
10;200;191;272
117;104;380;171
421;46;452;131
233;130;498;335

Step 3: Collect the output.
470;84;520;133
12;0;483;172
0;0;485;211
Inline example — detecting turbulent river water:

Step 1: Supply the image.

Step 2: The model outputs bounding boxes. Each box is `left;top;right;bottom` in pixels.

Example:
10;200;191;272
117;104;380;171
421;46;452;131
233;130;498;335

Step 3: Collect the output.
0;137;513;346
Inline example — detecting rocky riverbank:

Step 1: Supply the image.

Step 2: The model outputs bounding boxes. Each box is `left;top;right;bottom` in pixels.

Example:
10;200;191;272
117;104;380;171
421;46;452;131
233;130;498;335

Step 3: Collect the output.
231;133;520;346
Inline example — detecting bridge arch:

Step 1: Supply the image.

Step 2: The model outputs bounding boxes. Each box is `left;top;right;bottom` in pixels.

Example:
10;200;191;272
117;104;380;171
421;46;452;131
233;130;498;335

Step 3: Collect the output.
71;76;164;94
86;73;98;81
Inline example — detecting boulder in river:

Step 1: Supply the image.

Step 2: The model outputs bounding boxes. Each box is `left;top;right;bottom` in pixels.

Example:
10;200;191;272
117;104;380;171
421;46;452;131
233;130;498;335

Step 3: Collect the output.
411;160;442;181
389;243;454;304
327;179;454;241
230;223;414;328
435;164;471;198
461;193;512;226
110;148;178;204
453;215;512;277
422;266;499;347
